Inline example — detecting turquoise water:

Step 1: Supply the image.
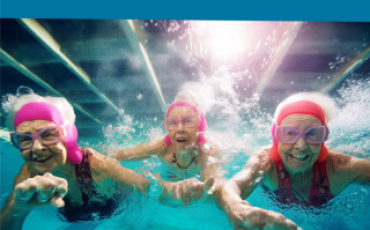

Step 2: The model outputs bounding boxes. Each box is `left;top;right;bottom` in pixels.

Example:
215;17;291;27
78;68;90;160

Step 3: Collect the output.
2;78;370;229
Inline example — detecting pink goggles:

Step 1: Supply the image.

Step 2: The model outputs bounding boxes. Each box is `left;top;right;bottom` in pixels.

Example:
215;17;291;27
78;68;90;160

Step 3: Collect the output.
163;115;200;131
275;125;329;145
11;126;65;150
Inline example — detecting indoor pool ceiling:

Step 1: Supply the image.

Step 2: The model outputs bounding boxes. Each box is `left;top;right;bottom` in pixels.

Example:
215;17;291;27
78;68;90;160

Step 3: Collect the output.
1;19;370;138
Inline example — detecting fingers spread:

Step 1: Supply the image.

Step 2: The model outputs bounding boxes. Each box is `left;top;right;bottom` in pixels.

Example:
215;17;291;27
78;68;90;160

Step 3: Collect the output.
50;195;65;208
204;177;215;194
285;219;299;230
43;172;54;178
13;173;69;210
35;177;57;202
170;183;182;201
181;182;191;206
14;179;38;206
53;178;68;197
187;178;203;193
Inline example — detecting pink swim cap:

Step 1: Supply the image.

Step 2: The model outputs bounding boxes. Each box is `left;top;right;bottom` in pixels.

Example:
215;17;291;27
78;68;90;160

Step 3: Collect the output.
164;101;207;146
14;102;82;164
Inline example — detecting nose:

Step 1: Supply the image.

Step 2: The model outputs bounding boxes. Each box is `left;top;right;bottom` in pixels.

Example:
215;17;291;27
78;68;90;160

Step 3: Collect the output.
31;138;46;155
176;122;185;133
294;136;307;150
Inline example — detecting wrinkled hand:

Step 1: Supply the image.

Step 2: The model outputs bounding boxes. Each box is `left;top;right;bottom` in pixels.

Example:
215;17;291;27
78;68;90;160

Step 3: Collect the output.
14;173;67;210
162;177;214;206
227;200;301;230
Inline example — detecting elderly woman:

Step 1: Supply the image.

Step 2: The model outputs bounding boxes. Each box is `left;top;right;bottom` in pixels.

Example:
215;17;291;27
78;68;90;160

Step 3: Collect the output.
112;100;221;182
215;92;370;230
0;91;214;229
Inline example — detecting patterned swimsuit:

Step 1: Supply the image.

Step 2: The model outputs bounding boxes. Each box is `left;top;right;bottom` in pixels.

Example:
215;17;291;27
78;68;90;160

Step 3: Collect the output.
272;160;333;207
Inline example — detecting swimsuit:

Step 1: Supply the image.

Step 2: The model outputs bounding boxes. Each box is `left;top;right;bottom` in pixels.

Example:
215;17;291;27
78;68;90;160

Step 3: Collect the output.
272;160;333;207
59;148;127;222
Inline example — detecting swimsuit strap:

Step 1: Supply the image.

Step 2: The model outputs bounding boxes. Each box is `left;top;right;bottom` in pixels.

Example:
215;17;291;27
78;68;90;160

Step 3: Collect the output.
75;148;94;187
275;160;291;188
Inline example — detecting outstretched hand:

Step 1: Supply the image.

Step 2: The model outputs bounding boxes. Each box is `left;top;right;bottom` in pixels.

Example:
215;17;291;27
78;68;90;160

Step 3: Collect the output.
161;177;214;206
13;173;67;210
226;200;301;230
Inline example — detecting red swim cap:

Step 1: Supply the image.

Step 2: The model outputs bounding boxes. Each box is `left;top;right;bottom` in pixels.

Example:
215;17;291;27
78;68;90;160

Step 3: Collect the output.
270;100;328;162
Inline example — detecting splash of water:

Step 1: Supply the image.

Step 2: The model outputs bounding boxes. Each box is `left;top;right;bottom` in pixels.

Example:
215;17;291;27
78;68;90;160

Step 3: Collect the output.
329;78;370;157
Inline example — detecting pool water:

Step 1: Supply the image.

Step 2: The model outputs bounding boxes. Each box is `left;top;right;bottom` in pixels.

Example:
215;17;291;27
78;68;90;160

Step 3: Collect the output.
1;140;370;230
2;77;370;229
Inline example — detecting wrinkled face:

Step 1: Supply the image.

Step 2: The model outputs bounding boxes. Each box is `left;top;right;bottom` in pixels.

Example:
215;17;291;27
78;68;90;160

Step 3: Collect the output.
15;120;67;174
168;106;200;151
278;114;322;172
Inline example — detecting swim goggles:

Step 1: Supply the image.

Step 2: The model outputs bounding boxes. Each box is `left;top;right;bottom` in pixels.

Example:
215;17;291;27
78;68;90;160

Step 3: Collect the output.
275;125;329;145
163;115;200;131
11;126;65;150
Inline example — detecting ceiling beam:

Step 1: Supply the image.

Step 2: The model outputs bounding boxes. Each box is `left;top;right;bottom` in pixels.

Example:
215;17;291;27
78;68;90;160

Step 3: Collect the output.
0;48;102;125
120;20;166;112
16;18;119;113
253;22;303;96
289;41;367;54
319;44;370;93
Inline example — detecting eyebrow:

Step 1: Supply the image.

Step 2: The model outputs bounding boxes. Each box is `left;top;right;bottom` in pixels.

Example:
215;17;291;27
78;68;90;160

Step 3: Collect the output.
17;126;46;134
16;129;32;134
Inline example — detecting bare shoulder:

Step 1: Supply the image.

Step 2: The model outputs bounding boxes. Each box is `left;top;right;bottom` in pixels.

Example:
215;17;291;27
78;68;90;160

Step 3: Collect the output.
243;147;274;175
326;150;370;181
326;151;359;175
326;150;370;193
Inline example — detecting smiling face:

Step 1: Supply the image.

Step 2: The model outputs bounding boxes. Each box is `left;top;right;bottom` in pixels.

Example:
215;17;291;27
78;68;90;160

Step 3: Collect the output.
167;106;200;151
15;120;67;174
278;114;322;172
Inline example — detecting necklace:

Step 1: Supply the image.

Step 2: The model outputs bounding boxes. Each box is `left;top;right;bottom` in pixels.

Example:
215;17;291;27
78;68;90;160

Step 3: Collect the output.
176;156;196;170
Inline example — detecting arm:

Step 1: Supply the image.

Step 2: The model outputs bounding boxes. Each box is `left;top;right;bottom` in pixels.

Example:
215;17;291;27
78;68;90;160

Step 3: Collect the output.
89;149;214;206
216;148;273;212
200;145;223;182
0;164;67;230
0;164;31;230
90;150;150;193
110;138;168;161
327;151;370;195
215;148;299;230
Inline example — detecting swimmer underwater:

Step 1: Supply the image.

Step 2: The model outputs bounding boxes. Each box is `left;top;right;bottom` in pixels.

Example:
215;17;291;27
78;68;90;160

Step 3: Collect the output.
111;96;222;183
0;89;214;229
215;92;370;230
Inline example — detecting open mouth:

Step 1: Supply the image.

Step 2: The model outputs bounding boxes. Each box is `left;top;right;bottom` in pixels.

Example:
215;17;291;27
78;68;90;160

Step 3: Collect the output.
34;156;53;163
176;138;188;143
289;154;309;162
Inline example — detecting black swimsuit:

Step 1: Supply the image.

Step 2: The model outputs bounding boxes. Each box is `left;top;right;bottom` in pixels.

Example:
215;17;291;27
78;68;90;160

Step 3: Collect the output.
58;148;126;223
